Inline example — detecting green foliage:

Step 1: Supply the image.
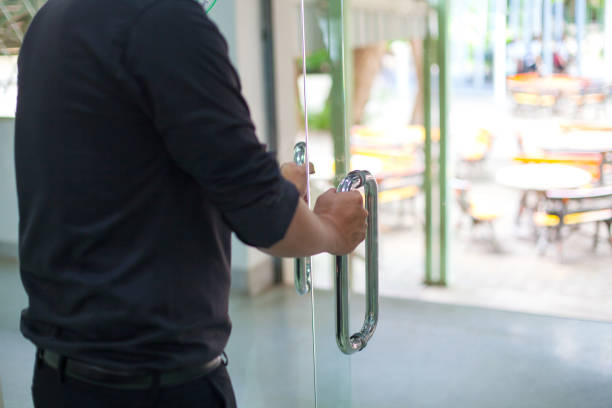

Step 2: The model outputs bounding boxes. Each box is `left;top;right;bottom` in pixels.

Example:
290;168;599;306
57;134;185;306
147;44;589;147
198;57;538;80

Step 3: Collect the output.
298;48;331;74
302;96;332;131
297;48;332;130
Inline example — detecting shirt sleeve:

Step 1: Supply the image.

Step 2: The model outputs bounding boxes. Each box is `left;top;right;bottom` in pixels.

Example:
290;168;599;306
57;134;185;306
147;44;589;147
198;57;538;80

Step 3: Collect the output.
125;0;299;247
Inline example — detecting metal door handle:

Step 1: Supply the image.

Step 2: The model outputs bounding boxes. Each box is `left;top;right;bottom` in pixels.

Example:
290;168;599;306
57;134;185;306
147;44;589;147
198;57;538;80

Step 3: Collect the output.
293;142;312;295
335;170;379;354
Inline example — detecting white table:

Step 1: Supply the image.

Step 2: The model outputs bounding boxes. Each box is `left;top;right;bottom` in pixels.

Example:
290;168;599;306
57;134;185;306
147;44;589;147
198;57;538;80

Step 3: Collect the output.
496;163;593;192
536;131;612;152
535;132;612;184
496;163;593;227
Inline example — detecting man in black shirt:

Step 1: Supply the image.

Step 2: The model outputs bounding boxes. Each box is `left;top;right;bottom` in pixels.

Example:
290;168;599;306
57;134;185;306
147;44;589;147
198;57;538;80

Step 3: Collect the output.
14;0;367;407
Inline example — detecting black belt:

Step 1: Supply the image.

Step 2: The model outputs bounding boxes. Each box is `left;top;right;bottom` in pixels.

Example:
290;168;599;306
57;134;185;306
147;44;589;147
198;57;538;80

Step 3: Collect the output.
37;349;224;390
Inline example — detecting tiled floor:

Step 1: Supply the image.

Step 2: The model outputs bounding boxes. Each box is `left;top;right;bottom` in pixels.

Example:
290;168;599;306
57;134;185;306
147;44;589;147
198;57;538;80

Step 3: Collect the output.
3;258;612;407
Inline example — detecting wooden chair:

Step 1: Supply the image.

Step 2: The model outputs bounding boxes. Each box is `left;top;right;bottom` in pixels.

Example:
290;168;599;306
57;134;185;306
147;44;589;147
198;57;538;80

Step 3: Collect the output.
570;83;610;118
533;186;612;260
452;179;503;250
457;128;494;177
377;177;421;228
378;184;419;205
512;90;559;113
350;133;424;228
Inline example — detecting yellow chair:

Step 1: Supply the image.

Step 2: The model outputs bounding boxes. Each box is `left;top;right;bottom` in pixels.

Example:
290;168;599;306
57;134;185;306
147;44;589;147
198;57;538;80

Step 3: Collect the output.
452;179;503;251
533;186;612;260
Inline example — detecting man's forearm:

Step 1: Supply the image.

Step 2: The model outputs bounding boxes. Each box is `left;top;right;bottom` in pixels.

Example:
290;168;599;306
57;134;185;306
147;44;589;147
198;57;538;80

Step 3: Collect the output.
258;199;333;258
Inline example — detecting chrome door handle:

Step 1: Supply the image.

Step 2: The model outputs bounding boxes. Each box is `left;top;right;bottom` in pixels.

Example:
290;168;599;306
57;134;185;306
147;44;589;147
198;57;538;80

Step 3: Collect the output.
335;170;379;354
293;142;312;295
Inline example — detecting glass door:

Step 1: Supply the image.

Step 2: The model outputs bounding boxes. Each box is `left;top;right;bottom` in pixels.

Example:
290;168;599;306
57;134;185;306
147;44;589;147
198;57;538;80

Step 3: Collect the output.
293;0;353;405
292;0;433;405
298;1;612;408
306;0;353;403
293;0;431;405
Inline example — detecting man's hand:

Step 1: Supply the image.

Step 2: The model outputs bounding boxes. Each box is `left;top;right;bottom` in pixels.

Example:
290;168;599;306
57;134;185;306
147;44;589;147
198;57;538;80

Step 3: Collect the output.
280;162;315;200
258;177;368;258
313;188;368;255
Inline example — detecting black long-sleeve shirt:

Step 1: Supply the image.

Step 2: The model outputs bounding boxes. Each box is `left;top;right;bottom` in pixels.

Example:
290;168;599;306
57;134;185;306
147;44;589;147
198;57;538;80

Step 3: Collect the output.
15;0;299;371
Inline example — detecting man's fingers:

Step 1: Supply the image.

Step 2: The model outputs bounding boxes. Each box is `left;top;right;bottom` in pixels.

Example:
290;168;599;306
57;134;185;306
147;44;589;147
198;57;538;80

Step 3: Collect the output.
350;190;364;205
281;162;297;169
308;162;315;174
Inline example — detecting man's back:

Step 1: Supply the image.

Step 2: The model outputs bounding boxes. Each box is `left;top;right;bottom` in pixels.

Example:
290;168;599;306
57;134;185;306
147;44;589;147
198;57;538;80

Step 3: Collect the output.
16;0;299;371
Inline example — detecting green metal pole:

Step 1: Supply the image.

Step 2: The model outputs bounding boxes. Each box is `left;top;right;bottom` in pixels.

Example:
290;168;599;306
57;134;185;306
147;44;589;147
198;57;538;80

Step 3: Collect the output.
438;0;449;286
424;18;434;285
329;0;350;185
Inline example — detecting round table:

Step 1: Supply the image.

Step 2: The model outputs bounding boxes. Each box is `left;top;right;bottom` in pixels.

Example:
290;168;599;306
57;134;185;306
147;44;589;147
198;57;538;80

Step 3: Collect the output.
496;164;593;228
535;132;612;184
496;163;593;191
507;73;589;94
536;131;612;154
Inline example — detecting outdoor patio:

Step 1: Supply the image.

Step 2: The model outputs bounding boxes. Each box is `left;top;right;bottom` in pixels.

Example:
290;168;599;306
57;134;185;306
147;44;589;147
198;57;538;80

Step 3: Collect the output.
327;86;612;323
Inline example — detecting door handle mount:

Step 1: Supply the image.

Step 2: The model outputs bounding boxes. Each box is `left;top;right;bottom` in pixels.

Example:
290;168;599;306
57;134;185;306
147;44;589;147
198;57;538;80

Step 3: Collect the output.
335;170;379;354
293;142;312;295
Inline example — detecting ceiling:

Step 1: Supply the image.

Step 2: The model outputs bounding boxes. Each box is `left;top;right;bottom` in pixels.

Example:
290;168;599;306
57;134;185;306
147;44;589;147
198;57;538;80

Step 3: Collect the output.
0;0;45;55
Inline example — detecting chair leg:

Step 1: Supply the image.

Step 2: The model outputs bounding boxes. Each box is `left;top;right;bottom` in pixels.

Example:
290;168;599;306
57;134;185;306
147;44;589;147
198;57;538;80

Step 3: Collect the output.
555;226;564;262
593;221;601;252
409;197;418;226
396;199;405;226
536;227;549;256
487;221;501;252
468;219;478;242
454;216;463;231
516;192;528;225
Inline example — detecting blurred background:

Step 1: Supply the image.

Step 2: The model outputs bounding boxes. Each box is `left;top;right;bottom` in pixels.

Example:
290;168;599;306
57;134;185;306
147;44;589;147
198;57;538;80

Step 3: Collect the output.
1;0;612;407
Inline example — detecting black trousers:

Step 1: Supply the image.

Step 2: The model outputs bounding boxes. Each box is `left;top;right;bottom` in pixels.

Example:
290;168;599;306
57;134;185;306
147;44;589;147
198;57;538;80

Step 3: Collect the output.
32;356;237;408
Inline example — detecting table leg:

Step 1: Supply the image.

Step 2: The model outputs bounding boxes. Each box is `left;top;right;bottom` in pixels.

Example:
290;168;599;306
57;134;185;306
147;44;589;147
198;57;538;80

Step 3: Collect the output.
516;191;528;225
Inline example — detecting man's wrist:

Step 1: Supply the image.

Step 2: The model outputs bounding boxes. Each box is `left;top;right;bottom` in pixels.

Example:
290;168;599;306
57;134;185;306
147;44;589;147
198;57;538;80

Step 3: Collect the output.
314;213;340;255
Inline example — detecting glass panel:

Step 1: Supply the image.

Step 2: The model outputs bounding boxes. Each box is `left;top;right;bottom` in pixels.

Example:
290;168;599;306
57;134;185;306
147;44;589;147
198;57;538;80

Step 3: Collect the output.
226;287;316;408
307;1;612;408
298;0;352;406
219;0;319;405
304;0;431;406
347;6;433;408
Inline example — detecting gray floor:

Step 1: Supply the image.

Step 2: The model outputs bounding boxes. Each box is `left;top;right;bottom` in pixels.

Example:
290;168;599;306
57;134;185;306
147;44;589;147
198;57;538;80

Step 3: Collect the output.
228;287;612;408
0;258;34;408
2;257;612;407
